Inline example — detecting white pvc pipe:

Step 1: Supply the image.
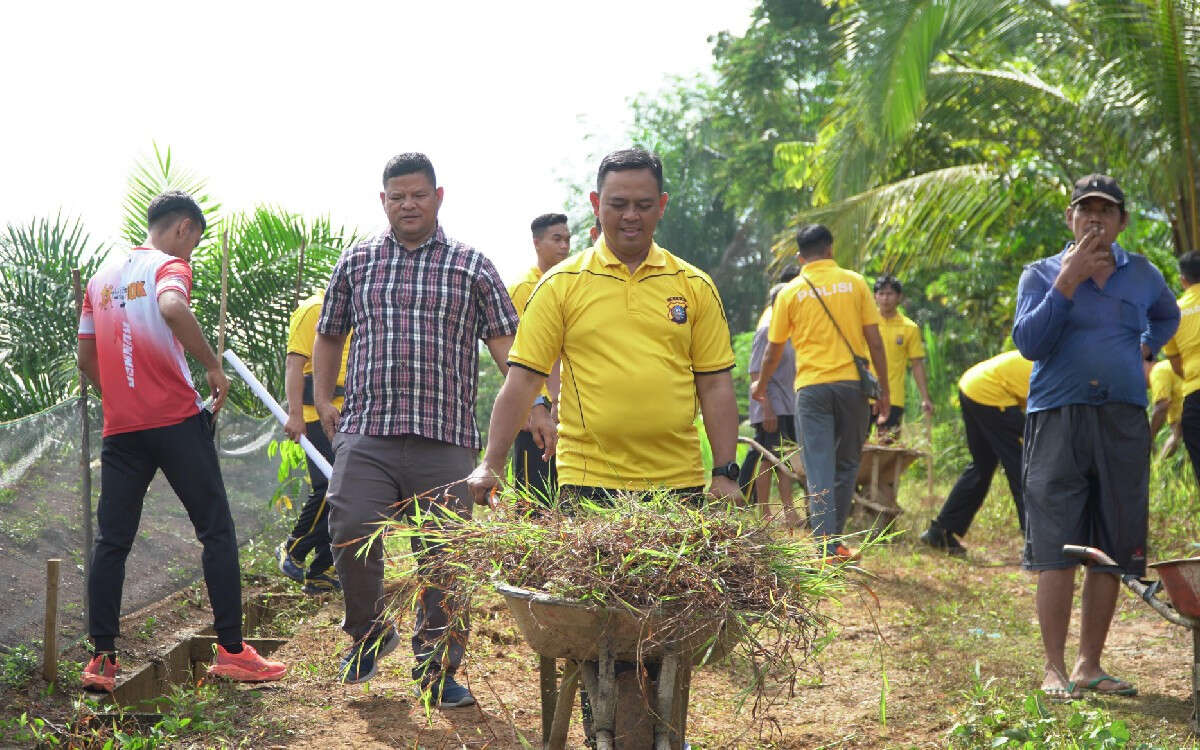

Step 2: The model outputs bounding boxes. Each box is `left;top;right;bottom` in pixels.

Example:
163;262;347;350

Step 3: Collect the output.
223;349;334;480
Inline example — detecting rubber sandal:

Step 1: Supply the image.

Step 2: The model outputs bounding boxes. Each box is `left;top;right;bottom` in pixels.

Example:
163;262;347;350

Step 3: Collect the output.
1043;682;1081;703
1080;674;1137;696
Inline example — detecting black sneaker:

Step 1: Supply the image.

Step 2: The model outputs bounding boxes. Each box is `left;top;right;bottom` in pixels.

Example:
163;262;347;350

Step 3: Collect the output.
919;524;967;557
275;541;305;584
338;625;400;684
301;569;341;595
416;673;476;708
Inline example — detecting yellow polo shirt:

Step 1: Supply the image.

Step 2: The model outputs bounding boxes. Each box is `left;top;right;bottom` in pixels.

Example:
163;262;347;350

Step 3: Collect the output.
1163;285;1200;398
768;259;880;389
508;266;552;402
286;293;351;423
1149;360;1183;425
508;239;735;490
874;313;924;407
508;266;543;316
755;304;771;330
958;351;1032;409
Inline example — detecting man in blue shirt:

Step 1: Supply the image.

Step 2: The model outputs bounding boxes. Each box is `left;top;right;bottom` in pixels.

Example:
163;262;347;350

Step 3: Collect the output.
1014;174;1179;701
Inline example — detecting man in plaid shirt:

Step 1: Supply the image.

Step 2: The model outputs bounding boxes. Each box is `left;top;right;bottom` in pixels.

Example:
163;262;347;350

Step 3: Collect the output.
312;153;535;707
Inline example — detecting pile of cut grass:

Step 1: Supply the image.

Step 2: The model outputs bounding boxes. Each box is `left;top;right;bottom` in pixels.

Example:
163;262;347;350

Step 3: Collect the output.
373;489;860;701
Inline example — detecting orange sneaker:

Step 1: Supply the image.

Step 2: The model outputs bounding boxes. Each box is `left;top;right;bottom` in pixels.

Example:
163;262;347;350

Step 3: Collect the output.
822;544;862;564
207;643;287;682
82;652;119;692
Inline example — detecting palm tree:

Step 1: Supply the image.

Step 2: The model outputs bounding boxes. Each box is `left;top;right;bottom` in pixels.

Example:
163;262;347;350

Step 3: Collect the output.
120;145;355;414
0;214;105;419
779;0;1200;269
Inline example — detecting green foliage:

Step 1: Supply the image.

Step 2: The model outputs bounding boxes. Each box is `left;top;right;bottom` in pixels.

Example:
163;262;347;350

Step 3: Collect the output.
618;0;838;331
949;664;1160;749
266;438;309;511
190;207;353;415
786;0;1200;281
731;329;756;417
0;214;104;419
0;643;39;688
121;143;221;248
115;145;355;416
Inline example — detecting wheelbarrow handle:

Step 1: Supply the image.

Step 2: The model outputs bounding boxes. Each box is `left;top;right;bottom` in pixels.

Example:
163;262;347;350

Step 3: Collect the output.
1062;545;1118;567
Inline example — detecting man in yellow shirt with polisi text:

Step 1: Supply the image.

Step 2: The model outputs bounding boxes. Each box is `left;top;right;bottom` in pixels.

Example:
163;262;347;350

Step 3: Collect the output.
507;213;570;503
467;148;742;506
920;350;1033;556
1164;251;1200;483
871;274;932;437
753;224;889;561
277;292;351;594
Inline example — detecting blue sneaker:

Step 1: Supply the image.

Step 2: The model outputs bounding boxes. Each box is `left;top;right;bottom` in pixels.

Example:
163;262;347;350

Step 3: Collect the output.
301;569;341;595
338;625;400;684
417;674;476;708
275;541;305;584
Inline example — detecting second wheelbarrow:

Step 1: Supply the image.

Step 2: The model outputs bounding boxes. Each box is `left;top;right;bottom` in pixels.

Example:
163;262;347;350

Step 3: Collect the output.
1063;544;1200;730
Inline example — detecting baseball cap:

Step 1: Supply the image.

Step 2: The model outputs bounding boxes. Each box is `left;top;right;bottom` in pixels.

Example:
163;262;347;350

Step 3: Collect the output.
1070;174;1124;208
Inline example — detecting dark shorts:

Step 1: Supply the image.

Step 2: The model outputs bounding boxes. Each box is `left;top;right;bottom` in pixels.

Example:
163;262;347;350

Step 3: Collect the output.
738;416;797;490
1022;403;1149;576
869;405;904;433
557;484;706;512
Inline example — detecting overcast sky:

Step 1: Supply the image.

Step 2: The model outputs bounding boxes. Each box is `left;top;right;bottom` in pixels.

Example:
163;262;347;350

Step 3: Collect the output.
0;1;755;282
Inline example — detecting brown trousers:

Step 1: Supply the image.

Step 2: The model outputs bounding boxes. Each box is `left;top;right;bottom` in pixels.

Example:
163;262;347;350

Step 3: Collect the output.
327;433;473;678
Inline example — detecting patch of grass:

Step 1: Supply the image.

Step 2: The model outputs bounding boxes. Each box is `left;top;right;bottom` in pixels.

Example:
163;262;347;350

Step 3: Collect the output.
1;643;39;688
949;664;1169;749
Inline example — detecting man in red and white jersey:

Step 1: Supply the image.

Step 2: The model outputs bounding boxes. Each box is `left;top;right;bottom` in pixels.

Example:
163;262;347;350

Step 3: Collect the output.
76;191;285;691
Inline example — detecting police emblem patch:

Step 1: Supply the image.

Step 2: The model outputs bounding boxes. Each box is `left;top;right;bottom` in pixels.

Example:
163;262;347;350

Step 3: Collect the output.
895;334;904;346
666;296;688;324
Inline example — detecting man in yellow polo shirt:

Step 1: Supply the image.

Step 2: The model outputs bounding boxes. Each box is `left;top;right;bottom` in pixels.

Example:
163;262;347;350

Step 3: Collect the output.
871;274;932;437
507;213;570;502
919;350;1033;556
1148;359;1183;459
468;148;741;505
277;291;350;594
1165;251;1200;483
753;224;889;560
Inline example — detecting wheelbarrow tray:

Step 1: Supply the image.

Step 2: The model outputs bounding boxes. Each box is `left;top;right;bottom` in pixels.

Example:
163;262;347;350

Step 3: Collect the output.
496;583;738;663
1150;557;1200;618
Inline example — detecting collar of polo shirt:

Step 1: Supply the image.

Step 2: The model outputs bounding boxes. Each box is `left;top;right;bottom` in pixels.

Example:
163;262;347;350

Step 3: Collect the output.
596;237;668;269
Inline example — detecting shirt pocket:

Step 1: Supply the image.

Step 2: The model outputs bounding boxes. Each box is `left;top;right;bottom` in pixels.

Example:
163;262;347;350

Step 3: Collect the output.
1118;298;1147;334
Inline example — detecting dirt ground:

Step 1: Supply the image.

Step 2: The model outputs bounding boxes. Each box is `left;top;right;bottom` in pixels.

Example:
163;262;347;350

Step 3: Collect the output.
0;407;282;650
3;488;1199;747
244;531;1200;749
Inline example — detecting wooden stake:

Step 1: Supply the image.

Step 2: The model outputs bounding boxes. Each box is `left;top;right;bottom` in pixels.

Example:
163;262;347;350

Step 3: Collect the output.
547;661;579;750
215;231;230;444
71;269;91;626
42;559;61;682
538;656;557;745
293;237;306;311
925;417;935;504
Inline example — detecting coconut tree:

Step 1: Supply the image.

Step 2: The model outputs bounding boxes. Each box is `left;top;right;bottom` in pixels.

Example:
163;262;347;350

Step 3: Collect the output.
778;0;1200;269
0;214;105;418
120;146;354;414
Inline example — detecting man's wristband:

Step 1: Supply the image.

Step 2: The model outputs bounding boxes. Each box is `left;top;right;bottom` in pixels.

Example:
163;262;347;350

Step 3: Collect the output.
533;395;552;411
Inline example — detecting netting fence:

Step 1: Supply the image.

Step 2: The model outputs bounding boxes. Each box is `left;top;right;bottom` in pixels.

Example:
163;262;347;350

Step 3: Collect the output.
0;398;283;649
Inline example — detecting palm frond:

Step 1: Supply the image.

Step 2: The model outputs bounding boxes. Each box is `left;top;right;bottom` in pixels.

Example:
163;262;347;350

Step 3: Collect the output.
121;143;221;247
776;163;1049;273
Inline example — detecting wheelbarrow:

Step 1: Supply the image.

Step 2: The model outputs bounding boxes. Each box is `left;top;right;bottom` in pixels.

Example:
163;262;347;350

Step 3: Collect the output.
1063;545;1200;730
496;583;740;750
737;438;926;533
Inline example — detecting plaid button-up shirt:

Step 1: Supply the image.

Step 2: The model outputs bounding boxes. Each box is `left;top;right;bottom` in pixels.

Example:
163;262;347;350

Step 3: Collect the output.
317;225;518;449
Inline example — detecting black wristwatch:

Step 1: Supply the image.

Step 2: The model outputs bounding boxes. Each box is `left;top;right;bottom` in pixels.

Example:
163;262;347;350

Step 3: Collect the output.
712;461;739;480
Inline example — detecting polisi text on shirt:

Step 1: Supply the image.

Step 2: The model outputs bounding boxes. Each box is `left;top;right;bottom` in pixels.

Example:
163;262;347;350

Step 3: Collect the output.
795;281;854;300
